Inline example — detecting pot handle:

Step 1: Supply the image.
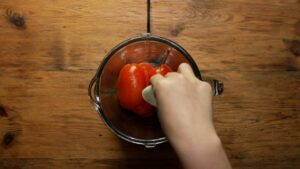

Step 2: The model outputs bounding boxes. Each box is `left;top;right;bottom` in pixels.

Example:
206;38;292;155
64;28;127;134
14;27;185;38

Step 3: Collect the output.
88;76;101;110
202;77;224;96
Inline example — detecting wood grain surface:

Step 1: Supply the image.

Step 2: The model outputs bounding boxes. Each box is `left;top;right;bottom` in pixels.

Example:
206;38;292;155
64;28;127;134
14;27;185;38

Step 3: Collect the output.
0;0;300;168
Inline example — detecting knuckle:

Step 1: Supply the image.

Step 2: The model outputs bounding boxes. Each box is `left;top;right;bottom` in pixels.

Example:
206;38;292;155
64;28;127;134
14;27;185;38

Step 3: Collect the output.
200;81;212;91
178;63;184;70
190;77;199;83
179;63;188;69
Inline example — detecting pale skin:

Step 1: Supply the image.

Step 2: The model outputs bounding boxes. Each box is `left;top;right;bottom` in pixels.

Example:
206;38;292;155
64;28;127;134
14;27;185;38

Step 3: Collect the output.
150;63;232;169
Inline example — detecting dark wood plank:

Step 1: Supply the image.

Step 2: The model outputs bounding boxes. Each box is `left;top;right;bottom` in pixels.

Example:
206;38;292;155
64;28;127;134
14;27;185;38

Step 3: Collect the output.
0;0;299;169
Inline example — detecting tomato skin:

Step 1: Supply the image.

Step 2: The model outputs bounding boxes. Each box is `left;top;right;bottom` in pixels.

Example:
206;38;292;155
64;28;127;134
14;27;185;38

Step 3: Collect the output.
139;63;155;84
117;63;173;117
117;64;147;110
154;64;172;76
133;101;155;117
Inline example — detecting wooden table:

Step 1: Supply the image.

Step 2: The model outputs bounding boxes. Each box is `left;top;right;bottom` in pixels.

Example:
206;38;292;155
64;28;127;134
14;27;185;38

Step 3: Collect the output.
1;0;299;168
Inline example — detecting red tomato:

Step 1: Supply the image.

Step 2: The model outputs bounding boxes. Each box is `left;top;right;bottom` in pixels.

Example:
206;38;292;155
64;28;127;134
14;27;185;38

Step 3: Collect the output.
117;63;173;118
154;64;172;76
117;64;147;110
139;63;155;84
133;101;155;117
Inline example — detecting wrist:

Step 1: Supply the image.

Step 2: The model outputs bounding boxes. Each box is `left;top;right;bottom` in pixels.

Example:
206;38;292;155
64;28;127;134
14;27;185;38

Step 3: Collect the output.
169;121;218;148
169;124;221;157
173;129;220;152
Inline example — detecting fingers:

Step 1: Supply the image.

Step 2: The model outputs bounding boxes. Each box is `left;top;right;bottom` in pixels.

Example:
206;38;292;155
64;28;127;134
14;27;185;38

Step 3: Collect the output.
177;63;195;80
151;63;195;86
165;72;179;78
150;74;164;87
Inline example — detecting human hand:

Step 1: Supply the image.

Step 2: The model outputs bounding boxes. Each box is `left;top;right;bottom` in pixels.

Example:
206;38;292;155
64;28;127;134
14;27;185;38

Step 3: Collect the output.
150;63;231;169
150;63;215;145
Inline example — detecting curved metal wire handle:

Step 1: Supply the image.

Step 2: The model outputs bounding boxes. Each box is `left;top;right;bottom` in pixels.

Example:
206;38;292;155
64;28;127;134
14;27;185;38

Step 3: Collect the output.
204;79;224;96
88;76;101;110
